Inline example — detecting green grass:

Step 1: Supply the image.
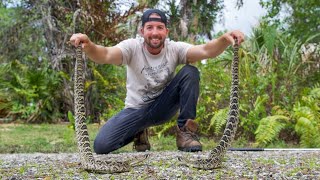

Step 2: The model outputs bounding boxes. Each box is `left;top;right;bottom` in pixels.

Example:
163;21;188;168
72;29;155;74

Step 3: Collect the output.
0;123;223;153
0;123;78;153
0;123;295;153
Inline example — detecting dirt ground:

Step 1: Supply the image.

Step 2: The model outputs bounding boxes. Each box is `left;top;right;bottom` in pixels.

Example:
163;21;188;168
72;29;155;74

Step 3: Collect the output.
1;150;320;179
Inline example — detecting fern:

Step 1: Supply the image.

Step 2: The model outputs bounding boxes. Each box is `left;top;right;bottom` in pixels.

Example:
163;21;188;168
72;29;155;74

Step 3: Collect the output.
293;86;320;147
294;105;320;147
295;116;319;147
255;115;289;146
208;107;228;135
240;95;268;137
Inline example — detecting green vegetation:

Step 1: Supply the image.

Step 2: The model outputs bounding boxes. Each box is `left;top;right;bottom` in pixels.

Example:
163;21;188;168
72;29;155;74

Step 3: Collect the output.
261;0;320;42
0;0;319;148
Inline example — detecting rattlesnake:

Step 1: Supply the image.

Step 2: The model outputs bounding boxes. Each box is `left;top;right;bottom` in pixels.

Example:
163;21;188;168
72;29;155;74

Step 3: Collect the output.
178;38;240;169
74;45;148;173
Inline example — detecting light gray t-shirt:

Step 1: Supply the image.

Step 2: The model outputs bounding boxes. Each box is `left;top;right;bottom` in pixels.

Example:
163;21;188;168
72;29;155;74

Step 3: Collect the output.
116;38;193;108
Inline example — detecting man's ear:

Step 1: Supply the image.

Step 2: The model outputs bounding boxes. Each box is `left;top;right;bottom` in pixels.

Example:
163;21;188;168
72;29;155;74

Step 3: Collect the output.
140;27;144;35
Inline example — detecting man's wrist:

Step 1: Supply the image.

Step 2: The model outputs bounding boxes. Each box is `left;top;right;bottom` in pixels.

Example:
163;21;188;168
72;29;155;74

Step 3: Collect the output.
84;41;96;55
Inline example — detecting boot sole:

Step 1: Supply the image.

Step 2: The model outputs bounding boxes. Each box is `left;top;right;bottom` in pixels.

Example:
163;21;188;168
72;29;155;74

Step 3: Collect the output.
135;147;151;152
134;144;151;152
178;146;202;152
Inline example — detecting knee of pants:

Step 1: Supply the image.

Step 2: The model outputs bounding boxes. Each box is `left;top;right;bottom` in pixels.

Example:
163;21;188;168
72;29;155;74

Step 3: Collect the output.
93;136;114;154
180;65;200;81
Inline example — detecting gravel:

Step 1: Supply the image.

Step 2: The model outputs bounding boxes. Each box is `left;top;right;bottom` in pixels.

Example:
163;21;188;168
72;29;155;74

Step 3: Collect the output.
0;150;320;179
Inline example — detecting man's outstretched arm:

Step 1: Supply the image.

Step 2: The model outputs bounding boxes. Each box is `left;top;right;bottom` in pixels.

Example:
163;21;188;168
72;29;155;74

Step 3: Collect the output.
69;33;122;65
186;30;245;63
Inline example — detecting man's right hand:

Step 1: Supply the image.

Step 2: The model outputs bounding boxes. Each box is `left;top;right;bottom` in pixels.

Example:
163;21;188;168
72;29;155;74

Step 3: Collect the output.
69;33;123;65
69;33;93;53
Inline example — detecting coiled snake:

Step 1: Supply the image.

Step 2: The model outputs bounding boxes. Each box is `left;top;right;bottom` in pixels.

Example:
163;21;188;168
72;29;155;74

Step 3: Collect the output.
74;45;148;173
178;38;240;169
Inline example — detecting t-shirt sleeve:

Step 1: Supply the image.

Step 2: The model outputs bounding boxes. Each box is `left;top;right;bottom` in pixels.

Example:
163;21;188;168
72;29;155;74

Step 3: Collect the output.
174;41;194;64
115;39;136;65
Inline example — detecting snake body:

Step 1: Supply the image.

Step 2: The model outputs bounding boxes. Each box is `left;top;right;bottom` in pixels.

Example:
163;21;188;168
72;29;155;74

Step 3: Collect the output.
179;39;240;169
74;46;148;173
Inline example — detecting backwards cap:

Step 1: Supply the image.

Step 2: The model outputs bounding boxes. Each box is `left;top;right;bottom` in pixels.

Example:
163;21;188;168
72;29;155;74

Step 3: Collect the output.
141;9;167;27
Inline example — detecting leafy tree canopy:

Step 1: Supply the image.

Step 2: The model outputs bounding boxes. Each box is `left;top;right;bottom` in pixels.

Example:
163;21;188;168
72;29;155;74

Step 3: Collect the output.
260;0;320;42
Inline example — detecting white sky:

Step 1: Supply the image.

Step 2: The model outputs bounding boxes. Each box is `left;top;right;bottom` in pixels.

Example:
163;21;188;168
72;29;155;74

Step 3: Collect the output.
214;0;267;36
113;0;268;36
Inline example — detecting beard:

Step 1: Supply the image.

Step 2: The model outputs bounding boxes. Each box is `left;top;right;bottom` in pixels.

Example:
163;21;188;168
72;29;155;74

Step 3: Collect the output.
144;36;165;49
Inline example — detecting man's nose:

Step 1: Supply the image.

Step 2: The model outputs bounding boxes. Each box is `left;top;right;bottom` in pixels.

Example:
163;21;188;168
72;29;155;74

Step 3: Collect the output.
151;28;159;34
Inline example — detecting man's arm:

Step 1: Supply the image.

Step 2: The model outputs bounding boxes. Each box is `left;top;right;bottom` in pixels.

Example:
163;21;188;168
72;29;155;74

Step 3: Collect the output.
186;30;244;63
69;33;122;65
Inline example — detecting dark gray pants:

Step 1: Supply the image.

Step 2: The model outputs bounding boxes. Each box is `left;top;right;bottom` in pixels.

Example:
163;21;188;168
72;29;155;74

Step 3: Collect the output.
94;65;200;154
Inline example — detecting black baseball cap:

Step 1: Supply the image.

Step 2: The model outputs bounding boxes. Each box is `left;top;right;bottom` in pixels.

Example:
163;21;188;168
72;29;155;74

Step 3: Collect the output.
141;9;167;27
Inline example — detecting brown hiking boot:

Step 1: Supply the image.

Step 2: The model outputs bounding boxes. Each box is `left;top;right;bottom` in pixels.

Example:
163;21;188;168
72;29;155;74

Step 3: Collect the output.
133;129;151;152
176;119;202;152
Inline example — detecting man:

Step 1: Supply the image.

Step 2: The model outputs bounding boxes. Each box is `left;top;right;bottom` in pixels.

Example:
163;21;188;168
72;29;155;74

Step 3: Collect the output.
69;9;244;154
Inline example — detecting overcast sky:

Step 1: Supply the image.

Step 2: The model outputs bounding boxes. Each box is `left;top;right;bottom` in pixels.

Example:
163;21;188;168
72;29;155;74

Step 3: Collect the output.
72;0;268;37
214;0;267;36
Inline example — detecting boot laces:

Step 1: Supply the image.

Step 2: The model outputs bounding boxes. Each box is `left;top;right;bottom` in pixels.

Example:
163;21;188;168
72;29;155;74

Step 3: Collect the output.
184;130;200;141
